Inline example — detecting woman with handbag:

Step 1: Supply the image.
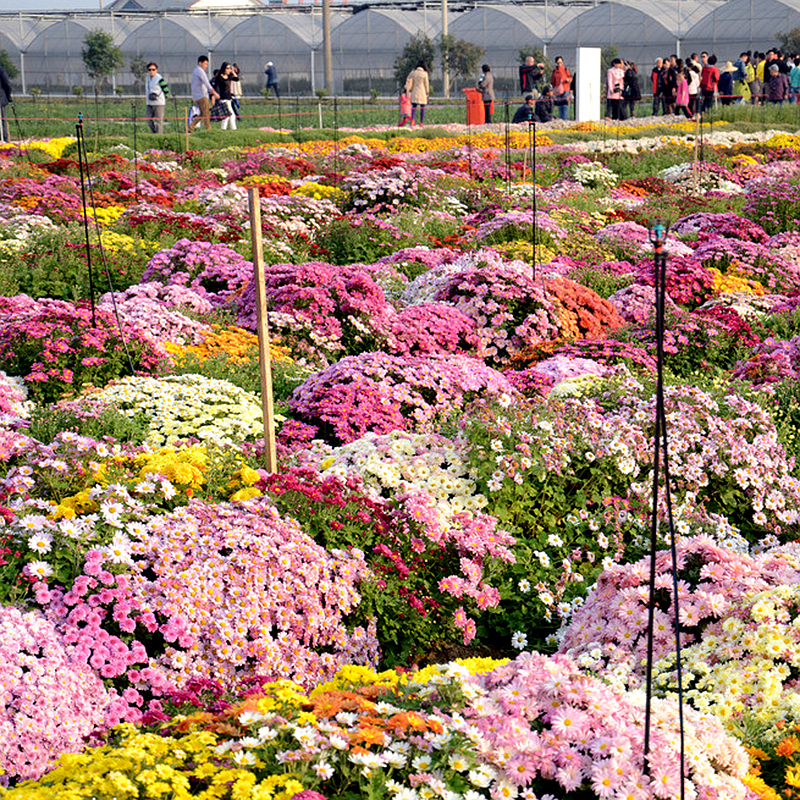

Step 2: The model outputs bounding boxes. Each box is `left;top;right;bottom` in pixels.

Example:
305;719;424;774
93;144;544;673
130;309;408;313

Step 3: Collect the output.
211;62;239;131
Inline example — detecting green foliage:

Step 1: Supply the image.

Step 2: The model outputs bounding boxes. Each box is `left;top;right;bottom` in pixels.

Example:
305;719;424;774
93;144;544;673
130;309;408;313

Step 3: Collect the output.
167;350;310;406
129;54;148;87
0;228;150;302
601;45;620;77
439;34;484;91
0;49;18;80
769;379;800;473
314;217;416;265
776;27;800;56
26;404;150;446
81;29;125;90
393;32;436;88
568;265;635;299
462;398;644;650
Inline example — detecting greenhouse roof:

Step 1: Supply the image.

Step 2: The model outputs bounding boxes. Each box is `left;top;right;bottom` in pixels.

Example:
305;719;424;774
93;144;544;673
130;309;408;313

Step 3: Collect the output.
683;0;800;48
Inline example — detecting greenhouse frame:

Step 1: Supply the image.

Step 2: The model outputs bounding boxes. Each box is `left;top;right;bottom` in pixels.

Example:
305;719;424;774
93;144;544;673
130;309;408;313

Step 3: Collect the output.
0;0;795;96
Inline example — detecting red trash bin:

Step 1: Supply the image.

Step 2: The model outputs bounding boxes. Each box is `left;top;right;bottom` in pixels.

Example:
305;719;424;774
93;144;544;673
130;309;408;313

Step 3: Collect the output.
463;88;484;125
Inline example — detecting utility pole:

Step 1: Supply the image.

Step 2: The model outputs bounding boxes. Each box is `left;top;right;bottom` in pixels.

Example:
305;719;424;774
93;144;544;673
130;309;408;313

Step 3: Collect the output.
323;0;333;94
442;0;450;98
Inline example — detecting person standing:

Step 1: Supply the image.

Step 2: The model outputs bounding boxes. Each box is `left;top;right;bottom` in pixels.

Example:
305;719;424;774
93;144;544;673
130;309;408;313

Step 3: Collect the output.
189;55;218;132
687;55;701;116
700;53;719;111
211;61;239;130
768;62;789;104
718;61;735;105
674;60;692;118
144;62;169;134
405;60;429;126
230;63;242;119
477;63;495;124
623;61;641;119
790;56;800;103
732;52;752;103
662;56;678;114
0;65;11;143
264;62;280;99
606;57;625;120
651;58;663;115
551;55;572;120
519;55;544;97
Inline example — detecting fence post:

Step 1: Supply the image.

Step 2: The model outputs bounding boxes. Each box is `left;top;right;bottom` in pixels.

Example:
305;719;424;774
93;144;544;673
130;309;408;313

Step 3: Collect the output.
247;187;277;473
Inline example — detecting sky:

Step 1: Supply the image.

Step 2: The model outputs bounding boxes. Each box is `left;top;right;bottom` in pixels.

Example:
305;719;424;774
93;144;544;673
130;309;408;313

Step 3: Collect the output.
0;1;103;9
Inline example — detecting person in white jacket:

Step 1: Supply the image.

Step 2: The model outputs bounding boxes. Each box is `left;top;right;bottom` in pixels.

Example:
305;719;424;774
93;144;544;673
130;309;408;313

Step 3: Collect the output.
145;62;170;134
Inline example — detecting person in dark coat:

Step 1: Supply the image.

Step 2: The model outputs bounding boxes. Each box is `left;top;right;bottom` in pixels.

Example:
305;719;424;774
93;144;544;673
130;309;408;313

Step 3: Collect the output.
512;94;536;123
534;86;554;122
623;61;641;119
0;66;12;143
718;61;735;105
264;61;280;99
519;55;545;97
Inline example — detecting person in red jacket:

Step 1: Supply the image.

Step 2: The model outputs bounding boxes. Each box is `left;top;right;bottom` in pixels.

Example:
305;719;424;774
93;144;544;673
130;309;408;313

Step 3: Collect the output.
551;56;572;120
700;53;720;112
651;57;663;114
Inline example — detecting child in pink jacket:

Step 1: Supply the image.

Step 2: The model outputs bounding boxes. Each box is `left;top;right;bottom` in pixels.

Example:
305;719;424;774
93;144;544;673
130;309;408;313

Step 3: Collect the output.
675;59;692;118
399;92;412;126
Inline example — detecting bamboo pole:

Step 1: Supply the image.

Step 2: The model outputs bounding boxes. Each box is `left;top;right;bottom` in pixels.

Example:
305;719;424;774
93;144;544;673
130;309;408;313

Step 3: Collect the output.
248;187;277;473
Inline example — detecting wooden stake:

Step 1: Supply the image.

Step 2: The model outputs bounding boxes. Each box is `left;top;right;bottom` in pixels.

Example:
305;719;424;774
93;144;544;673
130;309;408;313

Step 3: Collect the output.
248;187;277;473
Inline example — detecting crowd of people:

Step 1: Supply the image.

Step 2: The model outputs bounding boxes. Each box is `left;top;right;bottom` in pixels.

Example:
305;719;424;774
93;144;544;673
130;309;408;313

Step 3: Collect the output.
113;46;800;134
509;47;800;126
645;50;800;120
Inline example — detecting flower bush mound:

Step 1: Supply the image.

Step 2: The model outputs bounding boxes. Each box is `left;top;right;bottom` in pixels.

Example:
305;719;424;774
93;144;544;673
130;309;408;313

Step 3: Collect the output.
85;374;264;446
5;128;800;797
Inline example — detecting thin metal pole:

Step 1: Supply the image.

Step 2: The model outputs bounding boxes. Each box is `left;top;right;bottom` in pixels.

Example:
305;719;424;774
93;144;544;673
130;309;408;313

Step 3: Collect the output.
131;101;139;203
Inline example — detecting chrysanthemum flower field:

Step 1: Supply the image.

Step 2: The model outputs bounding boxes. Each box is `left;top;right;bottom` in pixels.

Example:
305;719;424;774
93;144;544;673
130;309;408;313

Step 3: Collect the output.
5;120;800;799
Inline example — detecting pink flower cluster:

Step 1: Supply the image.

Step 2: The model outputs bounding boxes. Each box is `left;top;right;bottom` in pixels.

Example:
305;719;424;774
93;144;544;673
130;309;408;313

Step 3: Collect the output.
0;294;165;403
134;498;379;688
237;261;394;365
143;238;254;307
558;536;800;684
289;352;516;444
455;650;754;798
0;605;109;781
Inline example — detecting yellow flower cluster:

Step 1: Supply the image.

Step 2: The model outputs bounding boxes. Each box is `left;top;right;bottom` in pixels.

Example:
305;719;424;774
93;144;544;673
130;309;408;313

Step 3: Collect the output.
654;585;800;727
163;325;289;365
0;136;75;160
743;770;783;800
290;182;345;203
0;724;302;800
709;267;766;296
99;230;160;255
86;205;126;226
730;154;760;166
52;488;98;520
765;133;800;149
294;135;387;155
240;173;291;186
135;446;209;490
227;464;263;502
384;132;553;152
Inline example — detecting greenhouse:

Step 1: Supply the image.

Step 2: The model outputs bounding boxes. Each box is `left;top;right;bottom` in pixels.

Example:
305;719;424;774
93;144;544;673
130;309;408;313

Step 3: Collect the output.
682;0;800;61
548;0;725;74
0;0;798;95
448;4;584;89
